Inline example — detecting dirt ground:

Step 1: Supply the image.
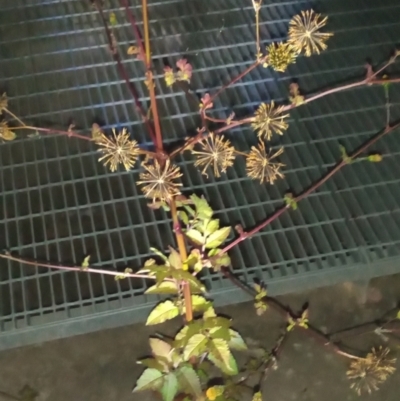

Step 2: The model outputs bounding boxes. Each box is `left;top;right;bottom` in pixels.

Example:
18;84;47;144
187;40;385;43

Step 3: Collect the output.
0;274;400;401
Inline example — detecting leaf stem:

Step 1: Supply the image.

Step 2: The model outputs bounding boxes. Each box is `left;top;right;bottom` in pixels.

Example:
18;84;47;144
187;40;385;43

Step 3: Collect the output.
12;125;92;141
4;108;26;127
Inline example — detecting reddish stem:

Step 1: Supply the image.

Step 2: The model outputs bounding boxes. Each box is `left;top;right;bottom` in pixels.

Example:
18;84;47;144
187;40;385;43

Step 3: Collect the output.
206;59;263;107
95;1;157;144
219;121;400;255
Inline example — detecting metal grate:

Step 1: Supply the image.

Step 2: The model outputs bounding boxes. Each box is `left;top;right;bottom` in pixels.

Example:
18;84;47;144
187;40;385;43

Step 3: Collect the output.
1;0;400;349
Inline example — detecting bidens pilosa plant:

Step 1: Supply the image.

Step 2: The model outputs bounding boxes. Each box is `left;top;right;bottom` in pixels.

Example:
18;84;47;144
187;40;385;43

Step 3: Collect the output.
1;0;400;400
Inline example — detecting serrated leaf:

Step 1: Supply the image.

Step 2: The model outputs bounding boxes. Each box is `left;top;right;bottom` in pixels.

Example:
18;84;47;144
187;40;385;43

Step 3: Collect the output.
146;300;180;325
190;194;213;220
138;358;167;372
205;227;231;249
171;270;205;293
183;333;208;360
145;281;179;295
209;326;231;341
81;255;90;270
208;339;238;375
149;338;173;361
228;329;247;351
203;316;231;329
191;295;211;312
205;219;219;236
133;368;164;392
161;373;179;401
168;247;182;269
178;365;202;398
186;229;204;245
150;247;168;261
175;322;203;348
208;249;231;271
178;211;189;225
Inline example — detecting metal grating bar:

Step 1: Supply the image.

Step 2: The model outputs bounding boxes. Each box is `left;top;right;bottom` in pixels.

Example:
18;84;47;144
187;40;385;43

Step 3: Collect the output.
1;0;400;349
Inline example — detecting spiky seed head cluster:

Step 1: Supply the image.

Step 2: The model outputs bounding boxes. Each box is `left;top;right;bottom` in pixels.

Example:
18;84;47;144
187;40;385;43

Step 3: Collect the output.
246;141;285;184
288;9;333;56
347;347;396;395
138;159;183;202
95;128;140;172
265;42;297;72
192;132;236;178
251;101;289;141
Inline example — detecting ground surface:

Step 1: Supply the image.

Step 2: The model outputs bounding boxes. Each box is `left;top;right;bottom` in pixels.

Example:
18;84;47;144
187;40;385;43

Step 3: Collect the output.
1;274;400;401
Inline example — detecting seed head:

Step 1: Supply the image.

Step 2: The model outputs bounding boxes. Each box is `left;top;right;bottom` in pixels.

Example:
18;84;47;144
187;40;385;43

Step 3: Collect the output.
246;141;285;184
96;128;139;172
138;159;183;202
192;132;236;178
288;9;333;57
251;101;289;140
265;42;297;72
347;347;396;395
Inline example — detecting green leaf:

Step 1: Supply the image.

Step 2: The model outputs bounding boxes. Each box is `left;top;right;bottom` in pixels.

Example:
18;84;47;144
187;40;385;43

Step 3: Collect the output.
138;358;167;372
186;229;204;245
178;211;189;225
133;368;164;392
150;247;168;262
191;295;211;312
209;326;231;341
109;12;117;26
168;247;182;269
183;333;208;360
203;307;217;319
175;322;203;348
177;365;202;398
161;373;179;401
396;310;400;320
146;300;180;325
149;338;173;361
81;255;90;270
203;316;231;329
205;227;231;249
205;219;220;236
145;281;179;295
283;193;298;211
252;391;262;401
183;205;196;217
228;329;247;351
171;270;206;293
208;249;231;271
208;339;238;375
190;194;213;220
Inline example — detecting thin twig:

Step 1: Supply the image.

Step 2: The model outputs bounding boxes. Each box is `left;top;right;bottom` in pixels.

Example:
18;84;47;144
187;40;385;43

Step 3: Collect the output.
94;0;157;145
0;252;158;281
218;121;400;255
4;108;26;127
12;125;92;141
